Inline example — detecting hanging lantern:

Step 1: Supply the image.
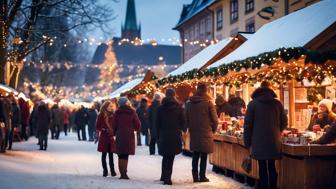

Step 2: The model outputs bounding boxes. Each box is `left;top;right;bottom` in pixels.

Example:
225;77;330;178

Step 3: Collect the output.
257;7;275;20
13;37;23;45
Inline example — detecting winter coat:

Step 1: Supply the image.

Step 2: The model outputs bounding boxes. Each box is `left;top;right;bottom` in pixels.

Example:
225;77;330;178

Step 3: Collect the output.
136;105;149;135
113;106;141;155
19;98;30;125
311;122;336;144
11;103;21;128
63;110;70;125
28;105;38;132
216;103;234;117
148;100;160;139
156;97;186;156
307;112;336;131
0;100;7;123
229;96;246;117
96;112;116;153
35;105;51;136
51;107;64;127
87;109;98;130
75;108;88;127
244;87;288;160
186;95;218;153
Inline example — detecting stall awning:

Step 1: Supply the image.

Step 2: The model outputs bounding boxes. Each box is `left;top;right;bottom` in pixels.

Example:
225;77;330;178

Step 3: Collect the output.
168;38;233;76
209;0;336;68
107;78;143;99
0;84;19;95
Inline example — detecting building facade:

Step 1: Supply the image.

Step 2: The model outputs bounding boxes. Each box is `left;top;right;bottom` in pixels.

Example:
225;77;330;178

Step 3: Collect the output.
174;0;216;63
175;0;320;63
210;0;320;40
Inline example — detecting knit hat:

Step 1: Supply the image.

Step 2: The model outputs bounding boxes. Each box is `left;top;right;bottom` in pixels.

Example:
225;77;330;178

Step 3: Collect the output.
165;88;176;98
318;99;333;113
118;97;131;107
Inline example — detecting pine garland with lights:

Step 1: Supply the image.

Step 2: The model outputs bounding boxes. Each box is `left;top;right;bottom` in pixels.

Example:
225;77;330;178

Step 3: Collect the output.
156;47;336;87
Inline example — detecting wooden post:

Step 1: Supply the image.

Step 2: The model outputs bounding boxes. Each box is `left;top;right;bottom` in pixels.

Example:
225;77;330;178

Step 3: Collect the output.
288;80;295;128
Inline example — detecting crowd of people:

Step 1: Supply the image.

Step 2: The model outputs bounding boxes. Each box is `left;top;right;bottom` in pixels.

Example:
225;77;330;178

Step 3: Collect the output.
94;83;248;185
0;96;31;152
1;81;336;188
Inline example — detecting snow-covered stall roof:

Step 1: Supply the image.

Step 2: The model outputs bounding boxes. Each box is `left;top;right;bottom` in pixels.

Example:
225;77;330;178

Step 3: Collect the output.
168;38;232;76
209;0;336;68
108;78;143;99
238;32;253;40
0;84;19;95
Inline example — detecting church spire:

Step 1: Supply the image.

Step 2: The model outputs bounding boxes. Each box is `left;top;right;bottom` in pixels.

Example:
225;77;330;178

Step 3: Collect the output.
122;0;141;40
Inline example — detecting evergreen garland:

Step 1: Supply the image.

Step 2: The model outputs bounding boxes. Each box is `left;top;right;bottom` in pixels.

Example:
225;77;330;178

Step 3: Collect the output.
156;47;336;87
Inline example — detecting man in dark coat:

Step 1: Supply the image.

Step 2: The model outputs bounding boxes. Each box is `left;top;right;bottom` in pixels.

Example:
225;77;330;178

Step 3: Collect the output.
19;98;30;140
136;98;149;146
244;81;288;189
0;98;10;153
186;83;218;182
8;101;20;150
75;106;88;141
29;104;38;137
215;94;234;117
229;94;246;117
87;105;98;142
156;88;186;185
35;103;51;150
51;104;64;140
148;93;162;155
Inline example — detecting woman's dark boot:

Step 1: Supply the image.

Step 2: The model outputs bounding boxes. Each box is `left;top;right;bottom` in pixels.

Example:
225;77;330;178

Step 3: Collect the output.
109;155;117;177
119;159;129;179
102;160;108;177
110;166;117;177
192;171;200;182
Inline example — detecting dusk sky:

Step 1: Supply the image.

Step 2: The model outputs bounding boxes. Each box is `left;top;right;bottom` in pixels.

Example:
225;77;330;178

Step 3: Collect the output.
97;0;192;43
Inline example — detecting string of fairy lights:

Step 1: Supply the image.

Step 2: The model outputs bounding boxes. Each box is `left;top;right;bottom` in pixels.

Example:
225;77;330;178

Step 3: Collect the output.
24;35;220;48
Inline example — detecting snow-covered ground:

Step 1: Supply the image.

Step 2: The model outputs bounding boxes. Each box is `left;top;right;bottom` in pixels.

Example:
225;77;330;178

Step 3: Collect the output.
0;133;251;189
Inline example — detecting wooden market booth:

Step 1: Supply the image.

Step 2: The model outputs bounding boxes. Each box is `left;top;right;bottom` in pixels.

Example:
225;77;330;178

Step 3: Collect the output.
203;1;336;189
153;1;336;189
103;71;159;104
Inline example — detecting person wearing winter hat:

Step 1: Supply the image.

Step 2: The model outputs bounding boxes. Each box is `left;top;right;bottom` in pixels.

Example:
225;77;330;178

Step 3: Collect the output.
156;88;186;185
148;92;163;155
186;83;218;182
113;97;141;179
307;99;336;131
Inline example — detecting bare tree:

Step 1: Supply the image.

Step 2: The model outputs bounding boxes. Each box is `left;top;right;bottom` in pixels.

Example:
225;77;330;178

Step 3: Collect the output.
0;0;116;87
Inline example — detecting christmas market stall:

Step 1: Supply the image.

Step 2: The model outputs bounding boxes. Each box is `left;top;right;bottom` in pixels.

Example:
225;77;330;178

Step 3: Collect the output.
157;33;251;102
0;84;31;152
103;71;158;104
156;1;336;188
150;34;251;153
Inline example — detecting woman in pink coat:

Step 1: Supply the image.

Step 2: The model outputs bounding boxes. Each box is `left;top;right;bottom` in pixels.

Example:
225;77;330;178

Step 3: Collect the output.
96;101;117;177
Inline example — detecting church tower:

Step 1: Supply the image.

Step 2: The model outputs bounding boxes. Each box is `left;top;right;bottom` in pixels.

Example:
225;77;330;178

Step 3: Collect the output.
122;0;141;40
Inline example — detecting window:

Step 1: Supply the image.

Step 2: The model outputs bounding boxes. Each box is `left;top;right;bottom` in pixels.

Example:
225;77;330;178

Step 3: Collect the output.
216;9;223;31
246;21;255;32
200;19;205;34
230;0;239;23
245;0;254;13
206;16;212;33
195;23;200;39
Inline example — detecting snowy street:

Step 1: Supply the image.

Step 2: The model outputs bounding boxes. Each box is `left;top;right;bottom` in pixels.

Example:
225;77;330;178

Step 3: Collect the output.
0;133;250;189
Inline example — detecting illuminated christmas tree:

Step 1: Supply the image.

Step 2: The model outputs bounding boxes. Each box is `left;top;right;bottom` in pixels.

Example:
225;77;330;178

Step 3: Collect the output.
97;43;120;96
